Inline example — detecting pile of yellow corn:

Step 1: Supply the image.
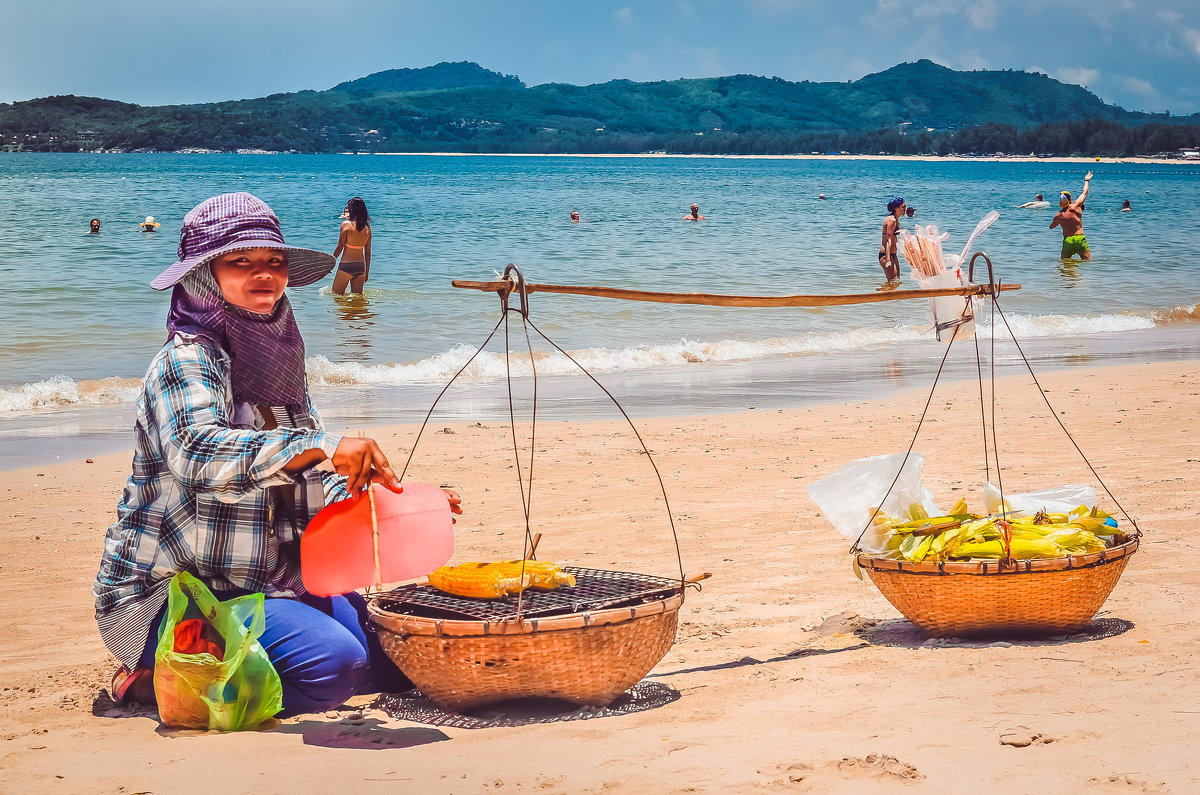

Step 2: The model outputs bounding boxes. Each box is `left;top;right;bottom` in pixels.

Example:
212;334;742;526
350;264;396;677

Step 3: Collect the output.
871;497;1120;563
427;560;577;599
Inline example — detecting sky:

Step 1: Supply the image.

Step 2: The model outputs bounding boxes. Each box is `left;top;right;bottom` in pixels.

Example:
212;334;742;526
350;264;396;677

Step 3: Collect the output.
3;0;1199;114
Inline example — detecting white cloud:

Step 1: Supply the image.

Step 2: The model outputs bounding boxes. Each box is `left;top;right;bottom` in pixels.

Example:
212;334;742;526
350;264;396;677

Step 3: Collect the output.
677;1;695;19
1055;67;1101;88
954;51;990;70
614;7;634;25
1155;10;1182;25
1186;28;1200;57
1153;38;1178;58
966;0;996;30
1118;76;1161;101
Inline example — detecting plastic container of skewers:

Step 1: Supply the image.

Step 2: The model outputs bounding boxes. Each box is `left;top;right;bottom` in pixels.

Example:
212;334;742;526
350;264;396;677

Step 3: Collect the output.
899;223;982;341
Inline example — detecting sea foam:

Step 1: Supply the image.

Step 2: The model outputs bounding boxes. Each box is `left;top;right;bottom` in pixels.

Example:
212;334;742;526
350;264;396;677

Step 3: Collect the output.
0;376;142;414
1;306;1193;413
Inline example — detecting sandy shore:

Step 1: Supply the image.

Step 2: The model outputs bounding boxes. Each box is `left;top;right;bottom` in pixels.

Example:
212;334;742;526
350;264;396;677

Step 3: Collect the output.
1;360;1197;793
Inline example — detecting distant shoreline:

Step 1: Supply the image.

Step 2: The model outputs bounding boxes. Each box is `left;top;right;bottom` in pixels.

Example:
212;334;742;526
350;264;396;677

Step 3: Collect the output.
358;152;1196;165
4;151;1195;166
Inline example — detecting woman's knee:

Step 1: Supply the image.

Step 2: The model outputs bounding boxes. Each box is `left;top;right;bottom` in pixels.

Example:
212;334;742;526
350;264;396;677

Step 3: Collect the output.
277;631;368;715
261;600;370;715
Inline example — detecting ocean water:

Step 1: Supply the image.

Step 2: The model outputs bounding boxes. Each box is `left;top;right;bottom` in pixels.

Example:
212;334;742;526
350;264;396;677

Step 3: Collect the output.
1;153;1197;468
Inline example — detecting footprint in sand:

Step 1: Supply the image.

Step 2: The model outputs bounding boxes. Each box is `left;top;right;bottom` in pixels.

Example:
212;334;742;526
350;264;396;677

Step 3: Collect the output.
765;753;923;786
1085;773;1169;792
998;725;1055;747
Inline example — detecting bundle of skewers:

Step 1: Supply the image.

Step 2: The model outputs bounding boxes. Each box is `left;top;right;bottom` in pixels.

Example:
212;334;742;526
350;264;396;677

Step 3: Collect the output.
899;224;950;280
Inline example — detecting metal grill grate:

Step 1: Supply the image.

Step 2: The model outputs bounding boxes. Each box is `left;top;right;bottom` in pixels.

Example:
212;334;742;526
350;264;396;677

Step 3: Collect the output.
375;566;683;622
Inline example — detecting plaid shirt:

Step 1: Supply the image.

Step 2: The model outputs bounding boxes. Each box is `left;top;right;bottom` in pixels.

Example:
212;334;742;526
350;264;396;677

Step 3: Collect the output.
93;335;349;668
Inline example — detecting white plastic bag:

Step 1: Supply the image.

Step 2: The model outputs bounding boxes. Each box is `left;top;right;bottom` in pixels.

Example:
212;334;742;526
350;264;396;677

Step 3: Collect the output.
915;253;975;342
983;482;1096;517
807;453;941;556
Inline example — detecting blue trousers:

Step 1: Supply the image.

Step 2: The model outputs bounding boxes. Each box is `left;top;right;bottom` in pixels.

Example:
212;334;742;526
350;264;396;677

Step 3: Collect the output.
139;591;410;717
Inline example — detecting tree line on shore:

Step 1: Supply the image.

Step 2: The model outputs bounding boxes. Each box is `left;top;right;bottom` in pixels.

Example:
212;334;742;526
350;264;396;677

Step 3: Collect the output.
3;60;1198;157
5;114;1195;158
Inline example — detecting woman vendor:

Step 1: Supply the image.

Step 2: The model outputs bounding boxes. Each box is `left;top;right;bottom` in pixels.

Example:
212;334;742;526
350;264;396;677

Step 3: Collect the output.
94;192;461;715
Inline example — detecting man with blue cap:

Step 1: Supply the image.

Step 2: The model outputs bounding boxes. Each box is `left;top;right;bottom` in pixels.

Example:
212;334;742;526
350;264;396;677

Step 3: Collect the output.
1050;171;1093;260
878;196;907;283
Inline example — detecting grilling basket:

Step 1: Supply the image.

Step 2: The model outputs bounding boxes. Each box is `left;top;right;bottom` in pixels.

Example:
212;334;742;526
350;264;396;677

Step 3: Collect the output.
810;252;1141;638
367;265;708;712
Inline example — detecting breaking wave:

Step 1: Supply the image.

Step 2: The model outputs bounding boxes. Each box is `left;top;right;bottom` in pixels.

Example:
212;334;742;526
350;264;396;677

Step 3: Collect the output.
2;305;1194;414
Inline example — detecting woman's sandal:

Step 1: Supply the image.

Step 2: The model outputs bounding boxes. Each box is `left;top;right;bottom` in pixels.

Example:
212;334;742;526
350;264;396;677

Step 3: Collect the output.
110;666;154;707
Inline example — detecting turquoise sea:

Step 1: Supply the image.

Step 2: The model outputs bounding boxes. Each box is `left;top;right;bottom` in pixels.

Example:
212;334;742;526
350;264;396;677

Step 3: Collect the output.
1;153;1197;468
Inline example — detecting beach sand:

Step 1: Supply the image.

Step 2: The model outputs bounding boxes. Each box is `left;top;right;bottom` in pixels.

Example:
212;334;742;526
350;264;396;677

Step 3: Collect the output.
1;360;1197;793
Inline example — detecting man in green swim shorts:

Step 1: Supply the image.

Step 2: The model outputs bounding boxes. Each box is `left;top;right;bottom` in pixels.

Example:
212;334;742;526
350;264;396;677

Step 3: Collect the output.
1050;171;1092;260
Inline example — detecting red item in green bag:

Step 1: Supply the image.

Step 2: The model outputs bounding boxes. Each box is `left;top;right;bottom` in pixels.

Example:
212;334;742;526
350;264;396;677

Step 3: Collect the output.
173;619;224;660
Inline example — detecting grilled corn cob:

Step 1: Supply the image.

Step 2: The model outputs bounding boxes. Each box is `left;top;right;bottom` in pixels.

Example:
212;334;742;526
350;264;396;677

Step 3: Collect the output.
495;560;577;590
427;560;575;598
427;562;528;599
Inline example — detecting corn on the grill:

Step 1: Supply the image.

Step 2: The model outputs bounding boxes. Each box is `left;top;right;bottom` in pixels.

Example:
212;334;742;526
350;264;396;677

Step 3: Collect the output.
427;562;528;599
427;560;575;599
495;560;577;590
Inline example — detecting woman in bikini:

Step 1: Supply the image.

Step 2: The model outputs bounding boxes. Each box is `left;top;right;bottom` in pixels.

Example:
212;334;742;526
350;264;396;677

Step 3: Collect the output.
332;196;372;295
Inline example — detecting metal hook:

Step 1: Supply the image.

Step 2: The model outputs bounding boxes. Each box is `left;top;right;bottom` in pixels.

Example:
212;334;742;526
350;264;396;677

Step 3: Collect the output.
500;263;530;318
968;252;996;295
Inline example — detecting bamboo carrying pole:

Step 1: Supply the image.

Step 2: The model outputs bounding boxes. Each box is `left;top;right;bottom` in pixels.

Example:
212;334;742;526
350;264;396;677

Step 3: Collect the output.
450;279;1020;307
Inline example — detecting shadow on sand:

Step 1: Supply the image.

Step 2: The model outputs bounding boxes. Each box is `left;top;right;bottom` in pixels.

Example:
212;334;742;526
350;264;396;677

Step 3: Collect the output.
855;615;1135;649
270;717;451;750
370;680;680;730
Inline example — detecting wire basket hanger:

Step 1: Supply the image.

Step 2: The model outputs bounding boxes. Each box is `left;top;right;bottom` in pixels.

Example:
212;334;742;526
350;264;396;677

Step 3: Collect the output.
850;252;1142;560
397;264;692;616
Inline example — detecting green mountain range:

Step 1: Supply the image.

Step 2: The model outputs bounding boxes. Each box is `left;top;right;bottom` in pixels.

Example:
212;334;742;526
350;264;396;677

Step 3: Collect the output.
2;60;1198;156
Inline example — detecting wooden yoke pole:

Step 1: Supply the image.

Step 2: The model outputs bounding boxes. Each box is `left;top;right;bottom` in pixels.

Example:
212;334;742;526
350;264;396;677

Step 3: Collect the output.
450;279;1020;308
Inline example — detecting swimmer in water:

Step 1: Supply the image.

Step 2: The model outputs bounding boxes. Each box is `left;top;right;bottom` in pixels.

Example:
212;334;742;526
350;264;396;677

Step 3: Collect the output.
683;203;705;221
570;210;580;223
88;218;101;234
140;216;161;232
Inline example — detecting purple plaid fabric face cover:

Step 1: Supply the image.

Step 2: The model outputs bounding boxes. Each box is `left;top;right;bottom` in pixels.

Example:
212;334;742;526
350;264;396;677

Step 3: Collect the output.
168;266;309;410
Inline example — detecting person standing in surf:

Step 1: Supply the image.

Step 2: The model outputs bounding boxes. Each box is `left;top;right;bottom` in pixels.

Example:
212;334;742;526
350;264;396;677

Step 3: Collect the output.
1050;171;1093;260
332;196;372;295
878;197;906;284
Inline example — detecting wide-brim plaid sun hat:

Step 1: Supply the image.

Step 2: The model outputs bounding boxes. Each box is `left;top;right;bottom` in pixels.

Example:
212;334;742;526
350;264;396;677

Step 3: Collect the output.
150;192;335;290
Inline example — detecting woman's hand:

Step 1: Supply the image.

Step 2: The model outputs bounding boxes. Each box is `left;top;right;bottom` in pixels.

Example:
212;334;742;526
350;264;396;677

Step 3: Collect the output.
442;488;463;516
330;436;397;494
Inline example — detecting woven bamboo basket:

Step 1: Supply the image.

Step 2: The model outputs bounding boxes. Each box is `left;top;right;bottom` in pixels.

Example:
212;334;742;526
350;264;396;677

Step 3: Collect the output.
856;536;1138;638
368;592;682;711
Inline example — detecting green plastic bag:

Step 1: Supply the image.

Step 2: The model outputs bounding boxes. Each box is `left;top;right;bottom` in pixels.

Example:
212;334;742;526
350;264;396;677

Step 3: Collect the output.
153;572;283;731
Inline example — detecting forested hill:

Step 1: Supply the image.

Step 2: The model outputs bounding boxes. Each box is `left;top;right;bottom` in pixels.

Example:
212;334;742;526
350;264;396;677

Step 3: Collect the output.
3;59;1198;156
